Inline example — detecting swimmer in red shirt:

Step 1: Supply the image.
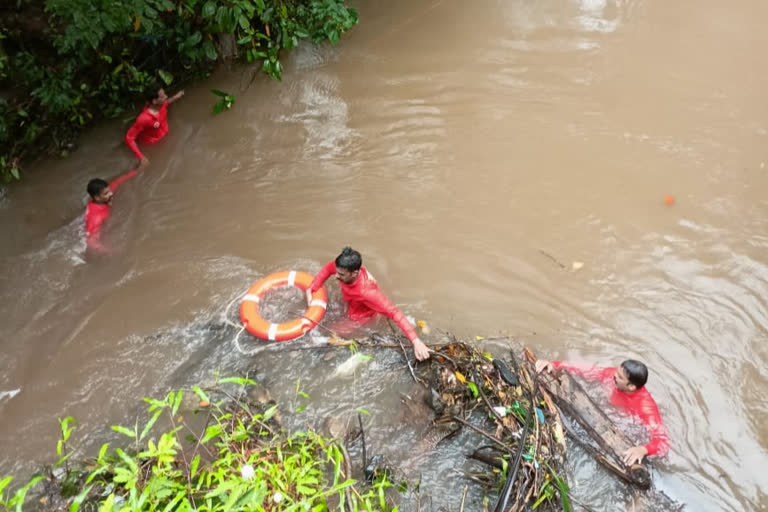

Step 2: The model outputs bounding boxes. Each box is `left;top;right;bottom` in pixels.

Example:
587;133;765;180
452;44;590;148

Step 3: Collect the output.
84;162;146;252
535;358;670;465
124;88;185;166
309;247;431;361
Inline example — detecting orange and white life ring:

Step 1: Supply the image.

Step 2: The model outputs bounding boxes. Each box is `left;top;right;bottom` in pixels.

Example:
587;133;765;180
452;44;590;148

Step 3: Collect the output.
239;270;327;341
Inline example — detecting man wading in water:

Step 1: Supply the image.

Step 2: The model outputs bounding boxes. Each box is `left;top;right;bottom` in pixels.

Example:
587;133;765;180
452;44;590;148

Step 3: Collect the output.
309;247;431;361
535;358;669;465
84;161;147;252
124;87;185;166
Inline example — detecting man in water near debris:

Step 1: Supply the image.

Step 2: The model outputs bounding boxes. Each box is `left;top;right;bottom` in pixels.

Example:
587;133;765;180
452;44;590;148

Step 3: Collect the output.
535;358;669;465
124;87;185;166
84;161;147;252
309;247;431;361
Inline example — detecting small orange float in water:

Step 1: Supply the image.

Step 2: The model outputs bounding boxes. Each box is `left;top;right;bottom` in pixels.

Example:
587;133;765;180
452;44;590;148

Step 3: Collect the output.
664;195;675;205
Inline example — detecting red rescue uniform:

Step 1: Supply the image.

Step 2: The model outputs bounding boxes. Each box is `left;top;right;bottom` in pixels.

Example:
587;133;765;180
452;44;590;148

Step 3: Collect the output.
124;101;169;160
310;261;419;342
552;361;670;457
84;170;137;249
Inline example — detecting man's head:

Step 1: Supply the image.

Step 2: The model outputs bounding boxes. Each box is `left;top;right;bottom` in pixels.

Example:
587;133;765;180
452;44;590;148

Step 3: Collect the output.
148;88;168;106
334;247;362;284
87;178;112;204
613;359;648;392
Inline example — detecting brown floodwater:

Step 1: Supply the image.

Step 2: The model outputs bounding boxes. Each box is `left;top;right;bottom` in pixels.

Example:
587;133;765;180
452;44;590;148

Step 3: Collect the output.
2;0;768;509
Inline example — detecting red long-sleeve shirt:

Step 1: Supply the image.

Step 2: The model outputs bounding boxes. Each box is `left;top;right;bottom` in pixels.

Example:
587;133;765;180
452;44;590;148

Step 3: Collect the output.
552;361;670;457
124;101;169;160
310;261;419;342
84;170;138;248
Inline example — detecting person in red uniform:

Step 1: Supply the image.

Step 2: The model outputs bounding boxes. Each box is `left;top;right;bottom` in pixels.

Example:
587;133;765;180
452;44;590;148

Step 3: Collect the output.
309;247;431;361
535;358;669;465
124;88;185;166
84;162;146;252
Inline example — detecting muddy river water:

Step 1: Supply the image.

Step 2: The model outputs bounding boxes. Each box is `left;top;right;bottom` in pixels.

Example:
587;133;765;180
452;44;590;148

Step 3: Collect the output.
1;0;768;510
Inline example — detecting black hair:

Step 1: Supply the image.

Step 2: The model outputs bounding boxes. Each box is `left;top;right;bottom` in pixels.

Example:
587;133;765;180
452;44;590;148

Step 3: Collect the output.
146;83;162;104
87;178;109;198
335;247;362;271
620;360;648;389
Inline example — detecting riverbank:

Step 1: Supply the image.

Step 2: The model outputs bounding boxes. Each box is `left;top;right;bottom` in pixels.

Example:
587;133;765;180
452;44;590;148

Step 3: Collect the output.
0;0;358;184
2;332;686;511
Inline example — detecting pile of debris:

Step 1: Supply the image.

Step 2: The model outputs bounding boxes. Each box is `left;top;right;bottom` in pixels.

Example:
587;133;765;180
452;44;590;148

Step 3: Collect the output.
417;340;571;511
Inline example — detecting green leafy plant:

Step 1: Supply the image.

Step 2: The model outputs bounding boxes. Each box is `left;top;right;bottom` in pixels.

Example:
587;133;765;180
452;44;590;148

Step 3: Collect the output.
1;377;406;511
211;89;236;114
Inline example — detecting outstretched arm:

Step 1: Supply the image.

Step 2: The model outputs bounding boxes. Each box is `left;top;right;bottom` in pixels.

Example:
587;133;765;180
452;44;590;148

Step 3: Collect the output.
551;361;615;382
638;395;670;457
362;289;429;360
125;116;148;162
168;90;185;104
310;261;336;292
108;168;139;192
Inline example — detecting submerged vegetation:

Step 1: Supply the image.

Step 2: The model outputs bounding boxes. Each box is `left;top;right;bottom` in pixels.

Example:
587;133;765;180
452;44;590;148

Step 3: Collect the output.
0;375;400;511
0;0;359;183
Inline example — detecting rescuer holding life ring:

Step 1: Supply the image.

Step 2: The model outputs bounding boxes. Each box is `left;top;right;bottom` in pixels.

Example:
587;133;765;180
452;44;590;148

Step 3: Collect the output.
308;247;431;361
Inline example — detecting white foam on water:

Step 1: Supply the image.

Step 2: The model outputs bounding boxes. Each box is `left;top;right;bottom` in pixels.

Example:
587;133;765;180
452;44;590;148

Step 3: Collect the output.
0;388;21;401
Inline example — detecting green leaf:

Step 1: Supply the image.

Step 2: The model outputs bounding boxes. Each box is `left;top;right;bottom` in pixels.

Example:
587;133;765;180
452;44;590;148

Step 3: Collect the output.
55;452;74;468
192;386;210;403
467;382;479;399
203;40;218;60
201;424;223;444
202;1;216;18
205;480;237;499
10;167;20;180
296;484;316;496
161;493;184;512
84;466;108;485
189;454;201;479
262;404;279;421
97;443;110;463
158;69;174;85
356;408;371;416
100;494;115;512
68;484;93;512
111;425;136;438
112;468;134;485
0;476;13;496
217;376;256;386
212;100;226;115
238;15;250;30
144;398;166;412
185;31;202;47
172;389;183;415
115;448;139;472
140;409;163;441
10;476;44;512
210;88;228;97
553;474;571;511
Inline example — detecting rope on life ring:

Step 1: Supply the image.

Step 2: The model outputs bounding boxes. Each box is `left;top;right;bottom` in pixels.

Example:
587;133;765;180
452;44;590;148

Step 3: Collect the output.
239;270;328;342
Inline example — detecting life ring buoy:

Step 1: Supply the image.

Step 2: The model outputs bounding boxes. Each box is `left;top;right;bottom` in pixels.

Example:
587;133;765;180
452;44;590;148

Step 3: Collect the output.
239;270;327;341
